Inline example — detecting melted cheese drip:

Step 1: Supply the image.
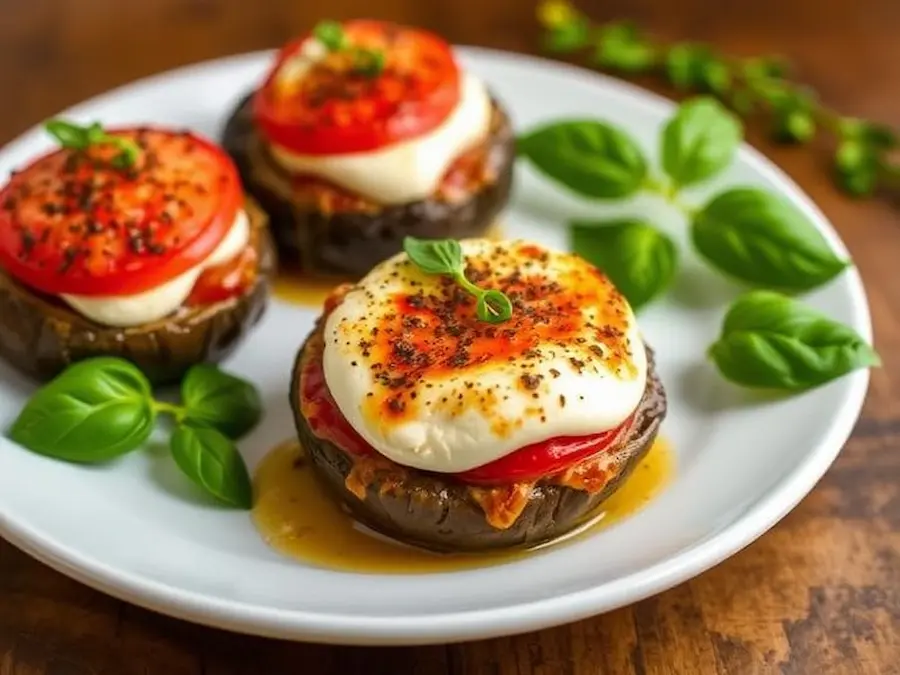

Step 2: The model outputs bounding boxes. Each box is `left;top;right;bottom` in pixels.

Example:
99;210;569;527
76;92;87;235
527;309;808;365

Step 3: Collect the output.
322;238;648;474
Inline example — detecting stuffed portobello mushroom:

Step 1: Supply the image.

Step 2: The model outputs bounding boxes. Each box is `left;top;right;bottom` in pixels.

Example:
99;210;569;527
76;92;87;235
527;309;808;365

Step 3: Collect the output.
0;122;274;384
221;19;515;279
289;238;667;553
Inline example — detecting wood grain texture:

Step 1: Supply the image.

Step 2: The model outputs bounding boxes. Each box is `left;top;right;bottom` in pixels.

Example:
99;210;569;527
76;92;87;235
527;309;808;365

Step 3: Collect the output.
1;0;898;673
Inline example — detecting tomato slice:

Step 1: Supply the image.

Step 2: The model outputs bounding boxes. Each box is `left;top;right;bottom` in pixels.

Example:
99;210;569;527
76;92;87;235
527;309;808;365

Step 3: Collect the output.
454;421;631;485
253;20;461;155
299;333;631;485
0;128;242;297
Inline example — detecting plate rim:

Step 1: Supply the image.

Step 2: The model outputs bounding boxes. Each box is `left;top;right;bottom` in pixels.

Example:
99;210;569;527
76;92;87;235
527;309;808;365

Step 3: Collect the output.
0;45;873;646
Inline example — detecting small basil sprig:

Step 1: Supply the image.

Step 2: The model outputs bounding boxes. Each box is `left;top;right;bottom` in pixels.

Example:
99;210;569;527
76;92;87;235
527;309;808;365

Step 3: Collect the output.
7;358;261;509
537;1;900;198
403;236;513;323
44;119;140;169
570;219;677;310
708;291;880;391
312;19;385;78
517;120;648;199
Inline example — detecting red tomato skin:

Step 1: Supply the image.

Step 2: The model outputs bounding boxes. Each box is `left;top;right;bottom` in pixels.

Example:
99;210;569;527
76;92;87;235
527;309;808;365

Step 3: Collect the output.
253;20;461;156
0;127;242;297
453;421;631;485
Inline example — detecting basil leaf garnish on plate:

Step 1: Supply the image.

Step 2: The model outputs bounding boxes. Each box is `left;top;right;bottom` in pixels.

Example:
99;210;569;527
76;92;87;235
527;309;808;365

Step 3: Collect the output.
708;290;880;391
181;364;262;439
691;187;850;291
517;120;648;199
570;219;678;310
9;357;156;463
661;96;742;188
170;422;253;509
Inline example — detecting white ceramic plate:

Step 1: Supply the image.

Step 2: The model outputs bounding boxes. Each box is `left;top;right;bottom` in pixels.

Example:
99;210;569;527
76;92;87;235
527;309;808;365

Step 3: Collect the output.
0;48;872;646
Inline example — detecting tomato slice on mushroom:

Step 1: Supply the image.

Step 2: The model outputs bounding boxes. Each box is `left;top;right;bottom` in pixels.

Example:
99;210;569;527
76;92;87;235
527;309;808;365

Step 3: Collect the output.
0;128;242;297
452;421;632;485
253;20;461;155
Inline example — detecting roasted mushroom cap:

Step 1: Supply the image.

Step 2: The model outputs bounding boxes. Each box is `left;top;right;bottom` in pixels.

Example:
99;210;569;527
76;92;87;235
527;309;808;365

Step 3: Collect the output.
0;199;275;385
221;92;516;278
289;333;667;553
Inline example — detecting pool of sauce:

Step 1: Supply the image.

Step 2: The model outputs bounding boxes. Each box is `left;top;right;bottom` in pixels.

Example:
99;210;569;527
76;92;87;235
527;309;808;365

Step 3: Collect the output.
252;438;673;574
271;222;506;309
271;265;347;309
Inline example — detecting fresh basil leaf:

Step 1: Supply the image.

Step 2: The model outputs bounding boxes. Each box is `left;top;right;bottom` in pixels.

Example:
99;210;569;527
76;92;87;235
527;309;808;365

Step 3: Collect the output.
773;108;816;143
697;58;731;95
664;43;712;90
838;118;898;149
834;141;880;196
44;119;139;168
661;97;742;188
742;56;789;82
691;187;849;291
403;236;463;275
170;423;253;509
518;120;648;199
477;290;513;323
570;219;678;309
181;364;262;439
44;119;91;149
709;290;880;391
542;18;591;53
594;22;656;72
9;357;155;463
313;20;346;51
85;122;106;143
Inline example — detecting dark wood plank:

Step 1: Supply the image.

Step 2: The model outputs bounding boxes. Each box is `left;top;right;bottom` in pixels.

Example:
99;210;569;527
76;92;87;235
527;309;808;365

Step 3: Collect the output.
1;1;898;673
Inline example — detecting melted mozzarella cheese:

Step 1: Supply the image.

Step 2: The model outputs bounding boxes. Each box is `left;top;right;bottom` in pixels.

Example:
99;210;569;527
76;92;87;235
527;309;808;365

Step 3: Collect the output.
268;70;492;204
62;209;250;328
321;239;648;474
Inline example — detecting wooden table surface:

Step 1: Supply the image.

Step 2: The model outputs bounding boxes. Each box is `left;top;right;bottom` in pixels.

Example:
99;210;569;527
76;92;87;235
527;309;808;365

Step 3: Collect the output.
1;0;898;673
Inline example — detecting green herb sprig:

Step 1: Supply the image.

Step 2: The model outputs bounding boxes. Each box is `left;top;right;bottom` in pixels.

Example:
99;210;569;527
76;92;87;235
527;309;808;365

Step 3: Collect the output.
8;358;260;509
403;236;513;324
44;119;141;169
536;0;899;198
313;20;386;79
519;95;878;392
